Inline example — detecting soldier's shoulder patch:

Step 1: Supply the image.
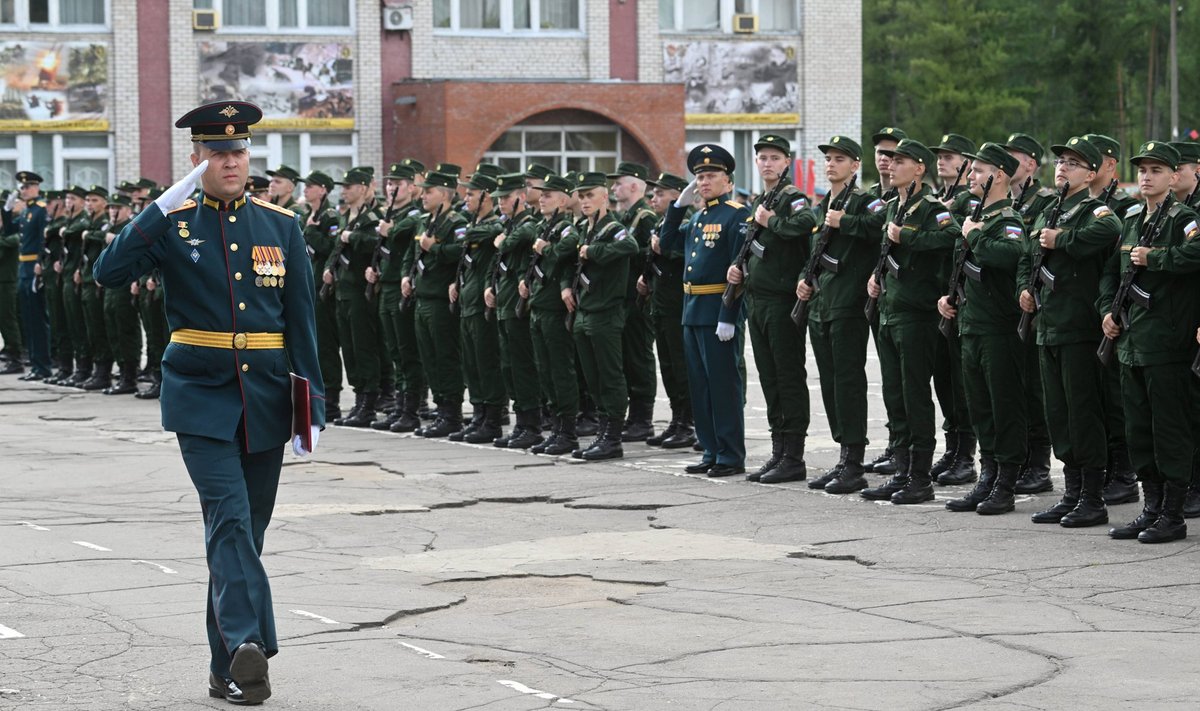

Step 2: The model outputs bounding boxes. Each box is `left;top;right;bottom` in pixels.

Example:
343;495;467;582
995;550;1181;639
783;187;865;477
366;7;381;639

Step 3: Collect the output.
866;197;885;214
789;195;808;211
251;196;296;218
1124;203;1144;217
454;226;467;238
1003;224;1023;239
560;225;572;238
614;228;628;241
935;210;953;226
1092;204;1114;219
166;199;196;215
407;208;422;217
1185;219;1199;241
725;199;744;210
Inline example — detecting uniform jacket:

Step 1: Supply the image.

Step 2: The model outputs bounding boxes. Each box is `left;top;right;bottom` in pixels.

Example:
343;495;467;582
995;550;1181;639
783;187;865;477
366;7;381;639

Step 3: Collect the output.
744;184;816;297
380;200;423;284
406;207;469;300
562;211;637;314
298;198;343;286
810;186;886;322
496;207;540;320
659;192;751;326
878;185;960;325
325;202;381;299
446;212;504;318
532;213;579;313
953;198;1024;335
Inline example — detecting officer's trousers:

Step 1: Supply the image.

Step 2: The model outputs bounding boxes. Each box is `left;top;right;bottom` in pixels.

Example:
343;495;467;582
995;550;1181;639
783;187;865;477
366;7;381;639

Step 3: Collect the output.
530;308;578;417
683;323;745;467
19;272;50;373
810;316;870;446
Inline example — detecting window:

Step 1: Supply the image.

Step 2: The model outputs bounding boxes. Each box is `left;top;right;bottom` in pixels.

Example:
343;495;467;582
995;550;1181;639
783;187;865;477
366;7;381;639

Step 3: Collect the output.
195;0;351;32
248;131;356;197
484;126;620;175
660;0;798;33
0;0;107;27
0;132;110;188
434;0;582;33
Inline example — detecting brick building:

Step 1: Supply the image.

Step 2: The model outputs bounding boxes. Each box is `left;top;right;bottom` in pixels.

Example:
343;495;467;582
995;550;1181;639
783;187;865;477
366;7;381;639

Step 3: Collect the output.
0;0;860;195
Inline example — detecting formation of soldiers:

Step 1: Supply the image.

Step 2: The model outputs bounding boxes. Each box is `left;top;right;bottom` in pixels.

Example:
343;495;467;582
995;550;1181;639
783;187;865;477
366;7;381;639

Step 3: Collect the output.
4;128;1200;546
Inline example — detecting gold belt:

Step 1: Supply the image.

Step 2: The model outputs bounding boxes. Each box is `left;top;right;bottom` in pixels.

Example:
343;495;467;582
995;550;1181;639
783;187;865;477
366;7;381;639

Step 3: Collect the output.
171;328;284;350
682;282;726;295
19;254;38;262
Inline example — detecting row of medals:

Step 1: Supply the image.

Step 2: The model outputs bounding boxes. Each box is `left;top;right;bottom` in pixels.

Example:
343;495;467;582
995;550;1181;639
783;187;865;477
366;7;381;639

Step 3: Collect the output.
255;261;286;288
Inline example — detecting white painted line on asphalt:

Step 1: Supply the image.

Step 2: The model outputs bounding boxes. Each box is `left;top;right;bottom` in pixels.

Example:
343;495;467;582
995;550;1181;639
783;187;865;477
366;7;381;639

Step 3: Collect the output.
0;624;25;639
0;688;20;693
131;560;177;575
289;609;339;625
16;521;49;531
399;642;445;659
497;680;575;704
72;541;111;551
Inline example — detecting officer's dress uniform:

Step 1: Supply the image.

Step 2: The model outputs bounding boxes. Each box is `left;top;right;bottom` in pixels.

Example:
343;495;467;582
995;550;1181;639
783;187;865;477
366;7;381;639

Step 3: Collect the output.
5;180;50;376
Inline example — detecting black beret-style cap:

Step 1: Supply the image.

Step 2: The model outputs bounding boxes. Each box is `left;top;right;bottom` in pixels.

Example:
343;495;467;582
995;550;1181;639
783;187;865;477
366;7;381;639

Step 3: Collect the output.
607;161;650;180
15;170;44;184
687;144;735;175
755;134;792;156
647;171;690;192
175;100;263;151
417;171;458;190
266;165;301;183
300;170;334;191
818;135;863;161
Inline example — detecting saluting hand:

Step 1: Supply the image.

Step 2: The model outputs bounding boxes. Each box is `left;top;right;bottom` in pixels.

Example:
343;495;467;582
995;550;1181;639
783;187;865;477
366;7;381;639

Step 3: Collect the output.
154;160;208;213
675;179;698;208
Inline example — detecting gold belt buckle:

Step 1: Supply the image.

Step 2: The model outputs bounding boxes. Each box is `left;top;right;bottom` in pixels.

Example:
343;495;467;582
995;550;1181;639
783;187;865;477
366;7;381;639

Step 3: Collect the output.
232;333;248;350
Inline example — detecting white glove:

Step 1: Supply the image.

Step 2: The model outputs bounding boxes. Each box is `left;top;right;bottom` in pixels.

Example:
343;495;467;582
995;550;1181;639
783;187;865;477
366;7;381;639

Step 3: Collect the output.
3;190;16;212
154;160;208;214
674;178;698;208
716;321;735;342
292;425;320;456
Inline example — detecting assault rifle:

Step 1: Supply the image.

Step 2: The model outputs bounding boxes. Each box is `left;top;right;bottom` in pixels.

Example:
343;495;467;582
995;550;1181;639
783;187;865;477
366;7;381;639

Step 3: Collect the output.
1097;194;1173;365
399;205;445;313
1011;176;1035;213
319;208;351;302
514;209;560;320
365;190;400;302
1187;172;1200;208
940;160;968;200
938;175;993;339
449;198;489;316
1016;181;1071;342
564;213;602;332
721;163;792;309
790;175;856;327
863;180;919;322
1101;178;1119;205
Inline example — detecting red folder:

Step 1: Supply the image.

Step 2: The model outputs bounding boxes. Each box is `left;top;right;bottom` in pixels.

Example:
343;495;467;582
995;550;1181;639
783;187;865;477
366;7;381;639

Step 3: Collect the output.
291;372;312;451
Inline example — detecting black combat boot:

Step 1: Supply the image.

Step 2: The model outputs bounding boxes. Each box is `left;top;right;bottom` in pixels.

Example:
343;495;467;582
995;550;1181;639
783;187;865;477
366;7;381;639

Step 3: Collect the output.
391;392;421;433
576;397;599;438
1102;448;1140;505
543;416;578;456
506;410;545;449
321;390;341;421
1110;480;1164;539
531;415;559;454
376;384;396;417
976;461;1021;515
0;352;22;375
646;411;677;447
334;392;362;427
824;444;869;494
891;449;935;504
621;400;655;442
1032;466;1081;523
340;391;378;428
48;356;74;385
861;449;911;500
946;455;997;512
760;434;807;484
451;404;484;442
748;432;783;483
807;444;846;490
1184;466;1200;519
582;418;623;461
135;370;162;399
1138;481;1188;543
103;362;139;395
866;445;898;476
937;432;977;485
573;416;608;459
661;405;696;449
421;403;463;438
930;432;958;481
81;359;113;391
1059;467;1109;527
67;357;92;387
373;391;403;430
1014;444;1054;494
417;396;436;420
465;405;503;444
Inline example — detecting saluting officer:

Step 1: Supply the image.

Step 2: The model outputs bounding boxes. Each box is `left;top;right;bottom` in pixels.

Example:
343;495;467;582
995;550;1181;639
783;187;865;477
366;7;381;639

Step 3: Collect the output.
659;144;752;477
93;100;324;704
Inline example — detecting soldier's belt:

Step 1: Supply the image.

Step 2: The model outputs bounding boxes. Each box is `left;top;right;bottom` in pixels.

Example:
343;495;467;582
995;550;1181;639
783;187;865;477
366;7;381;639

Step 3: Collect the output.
19;254;38;262
682;282;726;295
171;328;285;350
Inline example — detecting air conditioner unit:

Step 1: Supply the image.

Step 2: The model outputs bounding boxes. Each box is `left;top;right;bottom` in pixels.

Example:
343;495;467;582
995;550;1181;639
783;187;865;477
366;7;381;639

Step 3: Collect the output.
732;13;758;33
193;9;219;31
383;6;413;31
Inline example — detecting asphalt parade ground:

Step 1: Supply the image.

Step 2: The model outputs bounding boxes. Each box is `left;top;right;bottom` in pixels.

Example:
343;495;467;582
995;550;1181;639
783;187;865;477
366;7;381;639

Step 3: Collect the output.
2;345;1198;710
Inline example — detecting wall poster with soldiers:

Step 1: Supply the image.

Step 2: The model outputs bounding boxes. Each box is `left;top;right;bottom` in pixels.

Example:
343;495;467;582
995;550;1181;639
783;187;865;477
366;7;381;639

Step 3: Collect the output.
198;41;354;130
663;41;798;125
0;41;108;131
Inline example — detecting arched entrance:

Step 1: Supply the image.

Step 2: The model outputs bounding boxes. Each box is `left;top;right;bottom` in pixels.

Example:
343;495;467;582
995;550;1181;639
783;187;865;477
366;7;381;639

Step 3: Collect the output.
481;109;653;175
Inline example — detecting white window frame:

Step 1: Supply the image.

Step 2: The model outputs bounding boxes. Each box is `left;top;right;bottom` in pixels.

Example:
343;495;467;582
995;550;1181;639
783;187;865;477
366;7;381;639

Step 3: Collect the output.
483;124;621;174
660;0;798;34
0;132;112;188
204;0;354;35
0;0;110;31
248;131;357;180
433;0;585;37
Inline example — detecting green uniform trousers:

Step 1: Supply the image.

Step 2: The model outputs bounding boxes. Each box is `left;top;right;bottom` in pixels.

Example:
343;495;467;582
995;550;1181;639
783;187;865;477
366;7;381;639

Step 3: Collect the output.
877;321;938;452
80;282;110;362
0;282;20;355
747;292;809;435
1121;363;1193;484
61;278;87;360
871;317;905;449
414;297;462;407
961;333;1027;466
315;290;342;397
45;272;64;360
1101;357;1128;456
933;335;971;437
651;298;690;414
1022;337;1051;451
335;290;381;394
379;284;424;396
499;317;539;413
810;316;870;447
530;309;578;417
139;291;167;374
622;300;657;405
461;313;505;406
375;293;394;393
1039;343;1106;470
102;286;142;366
573;308;627;422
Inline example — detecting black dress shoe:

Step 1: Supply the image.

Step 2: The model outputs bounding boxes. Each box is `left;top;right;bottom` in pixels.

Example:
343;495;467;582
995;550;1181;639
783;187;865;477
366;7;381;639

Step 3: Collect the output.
229;642;270;703
708;464;745;478
685;460;715;474
209;672;267;705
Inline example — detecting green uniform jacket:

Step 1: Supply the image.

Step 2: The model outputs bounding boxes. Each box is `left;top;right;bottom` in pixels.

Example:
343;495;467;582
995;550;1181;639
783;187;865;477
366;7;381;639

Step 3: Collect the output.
496;207;540;320
811;186;886;321
60;211;89;276
43;214;66;269
878;186;960;325
533;213;579;313
407;208;470;300
325;203;382;300
446;212;504;318
744;185;816;297
648;211;686;311
620;199;658;302
1106;188;1141;220
564;211;637;314
81;214;110;284
298;199;343;282
380;201;423;284
1015;180;1057;232
1099;200;1200;366
954;198;1024;335
1016;189;1120;346
0;213;18;283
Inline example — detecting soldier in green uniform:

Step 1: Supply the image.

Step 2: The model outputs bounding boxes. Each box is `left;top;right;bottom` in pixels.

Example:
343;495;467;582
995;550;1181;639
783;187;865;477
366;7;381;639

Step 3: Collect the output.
56;186;90;386
658;145;752;476
639;171;695;449
79;185;113;391
489;173;544;448
861;139;960;504
864;126;909;477
1168;141;1200;518
40;191;68;381
1104;140;1200;543
265;165;300;210
936;143;1027;514
322;169;382;426
1084;133;1142;506
608;162;659;441
799;136;887;493
1004;133;1057;495
1013;137;1120;527
0;189;22;372
403;171;470;437
296;170;344;418
98;193;141;394
564;172;638;459
95;101;324;703
725;134;815;483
